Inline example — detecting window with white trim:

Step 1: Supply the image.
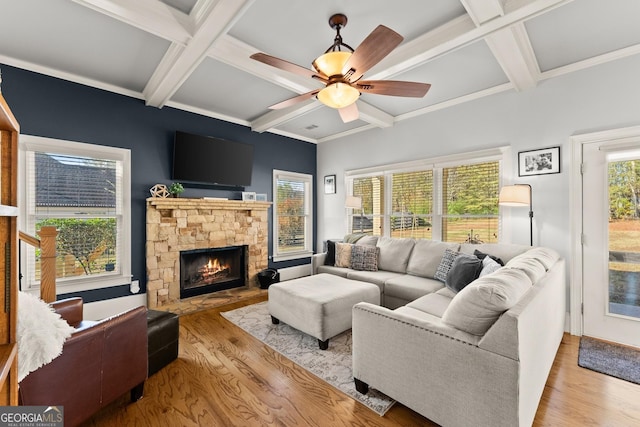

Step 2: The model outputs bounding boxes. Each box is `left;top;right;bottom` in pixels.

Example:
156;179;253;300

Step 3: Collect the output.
347;149;504;243
272;170;313;261
19;135;131;293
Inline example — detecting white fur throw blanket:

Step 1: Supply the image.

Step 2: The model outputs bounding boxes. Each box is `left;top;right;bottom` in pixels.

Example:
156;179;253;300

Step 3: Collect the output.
17;292;75;382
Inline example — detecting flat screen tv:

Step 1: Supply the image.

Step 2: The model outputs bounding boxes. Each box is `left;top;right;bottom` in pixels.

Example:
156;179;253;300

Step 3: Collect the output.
172;131;254;187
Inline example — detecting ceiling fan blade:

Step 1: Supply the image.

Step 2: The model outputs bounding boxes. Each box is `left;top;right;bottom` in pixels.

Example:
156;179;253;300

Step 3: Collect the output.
342;25;403;82
338;102;359;123
357;80;431;98
250;52;325;80
269;90;319;110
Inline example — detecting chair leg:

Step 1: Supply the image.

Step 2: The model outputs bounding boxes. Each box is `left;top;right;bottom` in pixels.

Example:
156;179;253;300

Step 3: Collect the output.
271;316;280;324
131;382;144;402
318;339;329;350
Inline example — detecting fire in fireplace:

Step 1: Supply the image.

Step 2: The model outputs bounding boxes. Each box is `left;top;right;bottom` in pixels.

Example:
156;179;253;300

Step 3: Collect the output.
179;245;247;299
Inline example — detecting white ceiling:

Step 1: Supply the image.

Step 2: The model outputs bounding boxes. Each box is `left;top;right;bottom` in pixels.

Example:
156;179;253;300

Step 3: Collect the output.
1;0;639;143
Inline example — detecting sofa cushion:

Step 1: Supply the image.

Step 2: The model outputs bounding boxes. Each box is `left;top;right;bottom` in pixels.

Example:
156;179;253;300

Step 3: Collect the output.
435;287;457;298
473;249;504;266
335;243;353;268
406;240;460;279
505;257;546;283
459;243;529;264
445;253;483;293
479;256;502;277
376;237;415;273
434;248;459;282
406;293;453;318
316;264;352;277
350;245;379;271
508;247;559;270
356;235;379;246
343;233;367;244
324;240;338;266
441;268;533;336
384;274;445;302
346;270;405;291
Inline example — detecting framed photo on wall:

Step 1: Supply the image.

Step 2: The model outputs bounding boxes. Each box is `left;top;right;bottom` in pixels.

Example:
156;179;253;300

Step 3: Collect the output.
324;175;336;194
518;146;561;176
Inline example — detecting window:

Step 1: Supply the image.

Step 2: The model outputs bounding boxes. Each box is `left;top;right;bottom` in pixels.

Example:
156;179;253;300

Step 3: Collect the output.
273;170;313;261
441;161;499;243
347;148;504;243
19;135;131;292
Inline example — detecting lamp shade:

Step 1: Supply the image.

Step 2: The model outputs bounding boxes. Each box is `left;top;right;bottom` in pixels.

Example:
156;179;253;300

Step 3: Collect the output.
317;83;360;109
313;51;352;77
345;195;362;209
498;185;530;206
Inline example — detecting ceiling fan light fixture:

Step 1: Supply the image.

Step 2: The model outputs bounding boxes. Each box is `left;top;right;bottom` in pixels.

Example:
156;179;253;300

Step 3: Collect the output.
317;83;360;109
312;51;352;77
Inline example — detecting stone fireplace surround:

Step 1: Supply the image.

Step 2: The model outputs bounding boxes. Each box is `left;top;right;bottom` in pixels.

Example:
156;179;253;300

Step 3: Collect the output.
146;198;270;310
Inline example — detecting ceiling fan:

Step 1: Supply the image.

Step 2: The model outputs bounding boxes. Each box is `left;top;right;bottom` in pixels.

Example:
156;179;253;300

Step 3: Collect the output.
250;14;431;123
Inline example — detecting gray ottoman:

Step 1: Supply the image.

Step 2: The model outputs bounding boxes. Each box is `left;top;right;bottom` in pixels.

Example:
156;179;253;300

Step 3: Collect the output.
268;273;380;349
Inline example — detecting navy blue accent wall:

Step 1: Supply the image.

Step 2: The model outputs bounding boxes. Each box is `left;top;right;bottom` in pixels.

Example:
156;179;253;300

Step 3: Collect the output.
1;64;316;301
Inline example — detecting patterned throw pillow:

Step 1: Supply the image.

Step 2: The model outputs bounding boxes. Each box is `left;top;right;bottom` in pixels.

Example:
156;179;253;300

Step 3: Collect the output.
434;249;460;282
335;242;354;268
350;245;379;271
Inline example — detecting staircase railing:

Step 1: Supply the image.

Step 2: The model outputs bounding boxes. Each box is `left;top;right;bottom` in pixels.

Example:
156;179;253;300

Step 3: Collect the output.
19;226;58;303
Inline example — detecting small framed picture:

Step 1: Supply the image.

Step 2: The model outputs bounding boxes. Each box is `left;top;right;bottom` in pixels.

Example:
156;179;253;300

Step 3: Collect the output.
518;146;561;176
242;191;256;201
256;193;268;201
324;175;336;194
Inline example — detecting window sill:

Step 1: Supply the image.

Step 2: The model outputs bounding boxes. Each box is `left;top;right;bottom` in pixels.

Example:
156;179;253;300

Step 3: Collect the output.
272;251;313;263
27;274;132;294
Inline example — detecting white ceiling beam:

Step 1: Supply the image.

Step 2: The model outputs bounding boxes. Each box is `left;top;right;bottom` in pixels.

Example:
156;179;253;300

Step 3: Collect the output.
484;22;540;91
366;0;571;81
210;35;321;95
460;0;505;26
251;99;321;133
72;0;192;45
143;0;255;108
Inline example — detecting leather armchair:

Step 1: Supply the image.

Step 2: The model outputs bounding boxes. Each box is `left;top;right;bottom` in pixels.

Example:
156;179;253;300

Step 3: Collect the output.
19;298;148;427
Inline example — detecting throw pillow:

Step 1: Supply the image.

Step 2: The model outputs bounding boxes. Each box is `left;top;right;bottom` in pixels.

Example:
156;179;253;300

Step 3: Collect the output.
17;291;75;382
324;240;338;266
479;255;502;277
335;242;354;268
445;253;483;293
473;249;504;266
434;249;460;282
350;245;379;271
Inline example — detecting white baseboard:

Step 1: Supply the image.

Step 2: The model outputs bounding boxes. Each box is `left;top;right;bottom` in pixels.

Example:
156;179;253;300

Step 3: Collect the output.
278;264;312;281
84;293;147;320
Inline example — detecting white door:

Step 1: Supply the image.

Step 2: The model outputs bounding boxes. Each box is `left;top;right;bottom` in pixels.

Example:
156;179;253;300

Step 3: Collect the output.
582;141;640;347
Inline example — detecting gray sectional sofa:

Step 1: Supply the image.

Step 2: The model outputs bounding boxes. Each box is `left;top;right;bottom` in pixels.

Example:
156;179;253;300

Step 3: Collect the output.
311;235;565;427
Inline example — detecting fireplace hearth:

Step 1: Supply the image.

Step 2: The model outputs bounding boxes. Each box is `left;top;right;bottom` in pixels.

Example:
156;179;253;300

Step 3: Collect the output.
180;246;247;299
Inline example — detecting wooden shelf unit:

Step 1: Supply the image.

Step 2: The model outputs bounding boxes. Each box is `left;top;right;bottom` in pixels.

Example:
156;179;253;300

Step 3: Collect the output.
0;91;19;405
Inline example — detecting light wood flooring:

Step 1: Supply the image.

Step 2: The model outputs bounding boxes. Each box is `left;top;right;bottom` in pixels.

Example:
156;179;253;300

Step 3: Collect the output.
85;294;640;426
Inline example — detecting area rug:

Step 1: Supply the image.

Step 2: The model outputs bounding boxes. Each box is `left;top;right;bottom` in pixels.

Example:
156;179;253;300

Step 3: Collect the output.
578;336;640;385
221;301;395;415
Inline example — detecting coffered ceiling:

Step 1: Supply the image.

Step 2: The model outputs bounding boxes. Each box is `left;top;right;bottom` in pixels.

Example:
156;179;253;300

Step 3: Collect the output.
0;0;638;143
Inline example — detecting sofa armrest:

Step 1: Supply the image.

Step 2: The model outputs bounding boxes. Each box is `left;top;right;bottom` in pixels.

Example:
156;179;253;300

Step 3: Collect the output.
51;297;84;328
352;302;520;427
311;253;327;275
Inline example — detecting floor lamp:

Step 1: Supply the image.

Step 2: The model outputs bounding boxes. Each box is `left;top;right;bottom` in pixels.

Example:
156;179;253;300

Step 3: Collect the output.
345;195;363;233
498;184;533;246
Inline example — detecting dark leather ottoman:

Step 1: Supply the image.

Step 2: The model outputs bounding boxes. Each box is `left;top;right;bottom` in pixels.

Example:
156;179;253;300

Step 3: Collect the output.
147;309;179;376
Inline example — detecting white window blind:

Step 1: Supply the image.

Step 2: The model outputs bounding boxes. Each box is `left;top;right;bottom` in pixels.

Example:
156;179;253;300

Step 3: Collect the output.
390;170;433;239
273;170;313;261
441;161;499;243
20;135;131;292
352;175;384;235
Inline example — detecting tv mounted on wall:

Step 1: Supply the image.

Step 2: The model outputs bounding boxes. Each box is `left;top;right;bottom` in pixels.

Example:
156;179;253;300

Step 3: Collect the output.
172;131;254;187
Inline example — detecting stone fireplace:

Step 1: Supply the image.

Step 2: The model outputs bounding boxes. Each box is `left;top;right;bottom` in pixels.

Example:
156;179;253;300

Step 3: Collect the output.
146;198;270;310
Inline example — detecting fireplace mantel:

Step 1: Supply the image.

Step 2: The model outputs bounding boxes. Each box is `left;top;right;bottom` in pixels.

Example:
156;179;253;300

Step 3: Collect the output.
146;197;271;310
147;197;271;212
